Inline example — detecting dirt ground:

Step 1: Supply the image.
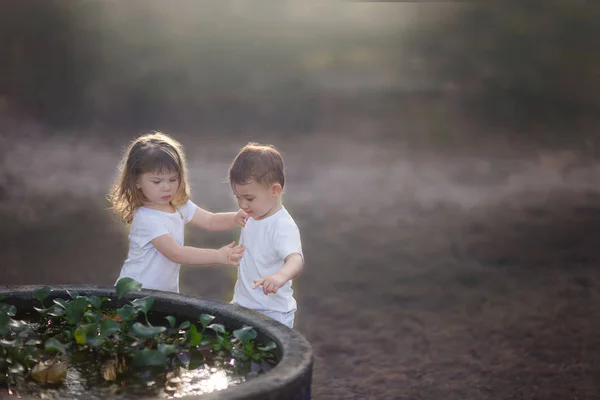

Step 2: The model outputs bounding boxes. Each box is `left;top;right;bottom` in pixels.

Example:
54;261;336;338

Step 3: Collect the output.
1;114;600;399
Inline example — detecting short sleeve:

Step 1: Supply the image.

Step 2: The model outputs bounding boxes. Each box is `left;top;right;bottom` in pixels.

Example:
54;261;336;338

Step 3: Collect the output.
274;220;303;262
178;200;198;224
130;214;169;248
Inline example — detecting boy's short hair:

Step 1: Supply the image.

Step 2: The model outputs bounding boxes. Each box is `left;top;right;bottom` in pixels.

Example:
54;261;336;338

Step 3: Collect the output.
229;143;285;187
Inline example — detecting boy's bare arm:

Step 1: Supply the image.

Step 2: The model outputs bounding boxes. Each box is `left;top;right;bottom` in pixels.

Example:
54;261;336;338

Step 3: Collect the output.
253;253;304;295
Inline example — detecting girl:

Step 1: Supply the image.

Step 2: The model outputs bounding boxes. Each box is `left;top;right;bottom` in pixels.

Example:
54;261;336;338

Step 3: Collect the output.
109;131;246;293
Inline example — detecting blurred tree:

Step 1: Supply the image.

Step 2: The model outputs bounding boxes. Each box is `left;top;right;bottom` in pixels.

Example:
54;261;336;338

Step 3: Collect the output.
0;0;103;125
405;1;600;125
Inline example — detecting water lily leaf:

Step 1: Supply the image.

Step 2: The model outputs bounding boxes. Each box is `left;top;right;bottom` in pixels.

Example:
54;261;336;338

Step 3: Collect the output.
87;336;105;349
47;305;65;317
100;318;120;337
0;304;17;317
165;316;176;328
131;296;154;314
131;349;168;367
116;305;138;322
207;324;226;334
33;306;46;314
131;322;165;339
185;324;202;346
115;278;142;300
158;343;178;356
65;298;89;325
176;350;190;367
33;287;52;304
45;337;67;354
199;314;215;330
9;362;24;374
9;318;28;333
257;341;277;351
0;311;12;336
233;326;257;343
84;310;102;323
53;298;68;309
86;296;103;310
178;321;190;330
74;323;97;345
0;339;17;348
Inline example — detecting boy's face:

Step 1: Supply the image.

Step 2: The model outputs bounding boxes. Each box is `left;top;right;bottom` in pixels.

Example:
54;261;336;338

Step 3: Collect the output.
232;180;281;220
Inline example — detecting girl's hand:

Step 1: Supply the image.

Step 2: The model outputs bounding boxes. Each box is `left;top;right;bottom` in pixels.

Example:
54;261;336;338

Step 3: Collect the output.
234;210;248;227
218;242;245;266
252;273;287;295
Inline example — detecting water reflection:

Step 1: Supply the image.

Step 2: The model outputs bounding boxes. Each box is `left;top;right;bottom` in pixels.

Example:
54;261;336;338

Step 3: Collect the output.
168;367;240;398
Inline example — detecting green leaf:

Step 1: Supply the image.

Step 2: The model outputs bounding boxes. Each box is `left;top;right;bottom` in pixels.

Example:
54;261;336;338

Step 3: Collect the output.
131;349;168;367
74;324;97;345
66;290;80;299
33;306;46;314
207;324;226;334
83;310;102;323
165;316;176;328
257;341;277;351
0;312;10;336
45;337;67;354
178;321;190;330
116;305;138;322
115;278;142;300
131;296;154;314
199;314;215;330
53;298;68;309
158;343;178;356
185;324;202;346
86;296;103;310
65;298;89;325
33;287;52;304
87;336;105;349
233;326;257;343
0;339;17;348
100;318;120;337
8;318;28;333
0;304;17;317
131;323;165;339
9;362;24;374
25;339;42;346
47;305;65;317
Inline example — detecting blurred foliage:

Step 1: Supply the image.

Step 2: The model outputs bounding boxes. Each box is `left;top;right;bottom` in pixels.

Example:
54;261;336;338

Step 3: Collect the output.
0;0;401;131
405;1;600;125
0;0;102;125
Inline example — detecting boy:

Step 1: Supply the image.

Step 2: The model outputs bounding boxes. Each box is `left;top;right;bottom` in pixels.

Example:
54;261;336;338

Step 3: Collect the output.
228;143;304;329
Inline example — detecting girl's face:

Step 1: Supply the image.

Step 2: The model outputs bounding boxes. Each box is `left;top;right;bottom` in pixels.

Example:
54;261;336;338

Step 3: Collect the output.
232;180;281;220
136;170;180;209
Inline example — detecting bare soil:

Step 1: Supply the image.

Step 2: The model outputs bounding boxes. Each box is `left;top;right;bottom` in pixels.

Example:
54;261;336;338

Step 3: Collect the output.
1;116;599;399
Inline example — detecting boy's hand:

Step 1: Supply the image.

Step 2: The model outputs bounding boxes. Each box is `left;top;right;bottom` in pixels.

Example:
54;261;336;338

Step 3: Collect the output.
218;242;244;266
234;210;248;227
253;273;287;295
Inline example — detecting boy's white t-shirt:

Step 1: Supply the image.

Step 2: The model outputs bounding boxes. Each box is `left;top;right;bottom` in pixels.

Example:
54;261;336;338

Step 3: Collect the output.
115;200;197;293
232;207;303;313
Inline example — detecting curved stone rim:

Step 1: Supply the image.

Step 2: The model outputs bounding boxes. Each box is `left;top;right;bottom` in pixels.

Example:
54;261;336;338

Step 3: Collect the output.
0;285;313;400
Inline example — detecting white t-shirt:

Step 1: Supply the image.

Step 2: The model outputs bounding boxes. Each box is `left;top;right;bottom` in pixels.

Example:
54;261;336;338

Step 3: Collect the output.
115;200;197;293
232;207;303;313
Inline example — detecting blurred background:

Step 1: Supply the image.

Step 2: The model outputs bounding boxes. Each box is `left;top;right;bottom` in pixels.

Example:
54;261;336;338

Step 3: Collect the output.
1;1;600;399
